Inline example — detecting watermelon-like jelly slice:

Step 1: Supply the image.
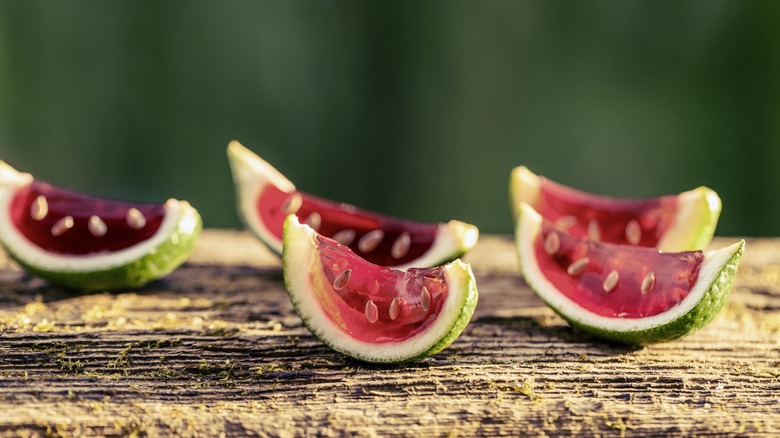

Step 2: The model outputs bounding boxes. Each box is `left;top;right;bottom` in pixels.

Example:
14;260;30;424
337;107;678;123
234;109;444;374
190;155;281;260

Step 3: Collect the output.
10;181;165;255
510;166;721;252
228;140;478;269
534;221;704;319
283;215;478;363
314;234;447;343
0;161;201;290
516;203;744;345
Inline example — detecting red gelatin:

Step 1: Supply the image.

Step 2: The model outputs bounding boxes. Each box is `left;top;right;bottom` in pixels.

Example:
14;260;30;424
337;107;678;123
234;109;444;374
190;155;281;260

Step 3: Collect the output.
534;222;704;319
312;234;447;343
536;178;678;248
259;184;438;267
10;181;165;255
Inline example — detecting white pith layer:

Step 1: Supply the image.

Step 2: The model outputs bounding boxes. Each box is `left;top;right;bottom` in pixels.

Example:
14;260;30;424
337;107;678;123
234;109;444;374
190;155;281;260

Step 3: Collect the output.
0;163;194;272
227;140;295;255
284;215;472;361
228;140;478;268
516;203;741;332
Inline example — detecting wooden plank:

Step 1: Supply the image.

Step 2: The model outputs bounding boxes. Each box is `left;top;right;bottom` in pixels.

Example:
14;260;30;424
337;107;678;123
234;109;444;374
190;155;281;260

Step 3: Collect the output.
0;232;778;437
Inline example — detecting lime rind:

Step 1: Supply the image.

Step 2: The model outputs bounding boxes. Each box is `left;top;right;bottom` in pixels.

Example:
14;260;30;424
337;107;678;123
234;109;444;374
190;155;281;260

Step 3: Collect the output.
516;202;744;345
283;214;478;363
0;161;202;291
391;220;479;271
509;165;721;252
228;140;480;268
227;140;294;256
657;186;721;252
0;161;33;187
11;204;201;290
411;260;479;361
509;165;541;222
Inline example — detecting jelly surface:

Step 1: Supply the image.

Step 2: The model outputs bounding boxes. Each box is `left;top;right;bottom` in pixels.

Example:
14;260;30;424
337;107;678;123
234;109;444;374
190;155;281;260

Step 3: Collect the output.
534;222;704;318
10;182;165;255
537;178;678;247
311;235;448;343
259;185;439;266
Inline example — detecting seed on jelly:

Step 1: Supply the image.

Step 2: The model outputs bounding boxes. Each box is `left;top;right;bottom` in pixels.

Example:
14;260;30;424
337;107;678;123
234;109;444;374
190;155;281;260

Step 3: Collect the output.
332;229;356;246
358;229;384;253
126;208;146;230
51;216;74;237
391;232;411;259
389;298;401;320
30;196;48;221
554;215;577;230
304;212;321;231
641;272;656;294
603;270;619;293
88;215;107;237
333;269;351;291
421;286;431;312
626;219;642;245
365;300;379;323
281;192;303;214
567;257;590;277
587;219;600;241
544;231;560;255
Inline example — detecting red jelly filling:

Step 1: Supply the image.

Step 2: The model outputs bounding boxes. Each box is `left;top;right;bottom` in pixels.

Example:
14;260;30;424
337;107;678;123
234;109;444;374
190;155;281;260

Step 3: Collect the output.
10;181;165;255
312;235;448;343
258;184;438;266
537;178;679;247
534;222;704;318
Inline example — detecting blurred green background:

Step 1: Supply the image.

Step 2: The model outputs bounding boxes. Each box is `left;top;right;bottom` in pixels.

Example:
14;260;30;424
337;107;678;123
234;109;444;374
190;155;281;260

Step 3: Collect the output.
1;0;779;236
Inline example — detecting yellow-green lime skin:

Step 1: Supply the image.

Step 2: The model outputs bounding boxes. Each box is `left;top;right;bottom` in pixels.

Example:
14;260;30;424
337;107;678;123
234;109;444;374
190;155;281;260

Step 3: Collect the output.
4;207;202;291
282;216;479;364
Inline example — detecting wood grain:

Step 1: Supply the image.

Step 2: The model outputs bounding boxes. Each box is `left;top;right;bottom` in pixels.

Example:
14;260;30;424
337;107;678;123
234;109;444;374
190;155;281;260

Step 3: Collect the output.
0;231;778;437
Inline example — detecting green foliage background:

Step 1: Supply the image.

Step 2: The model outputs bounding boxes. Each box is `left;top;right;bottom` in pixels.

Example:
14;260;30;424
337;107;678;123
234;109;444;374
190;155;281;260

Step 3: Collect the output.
1;1;778;236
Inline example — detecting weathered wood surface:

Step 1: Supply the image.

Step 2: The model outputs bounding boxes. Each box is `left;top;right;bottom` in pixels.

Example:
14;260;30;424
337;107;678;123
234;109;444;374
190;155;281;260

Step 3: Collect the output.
0;230;778;437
